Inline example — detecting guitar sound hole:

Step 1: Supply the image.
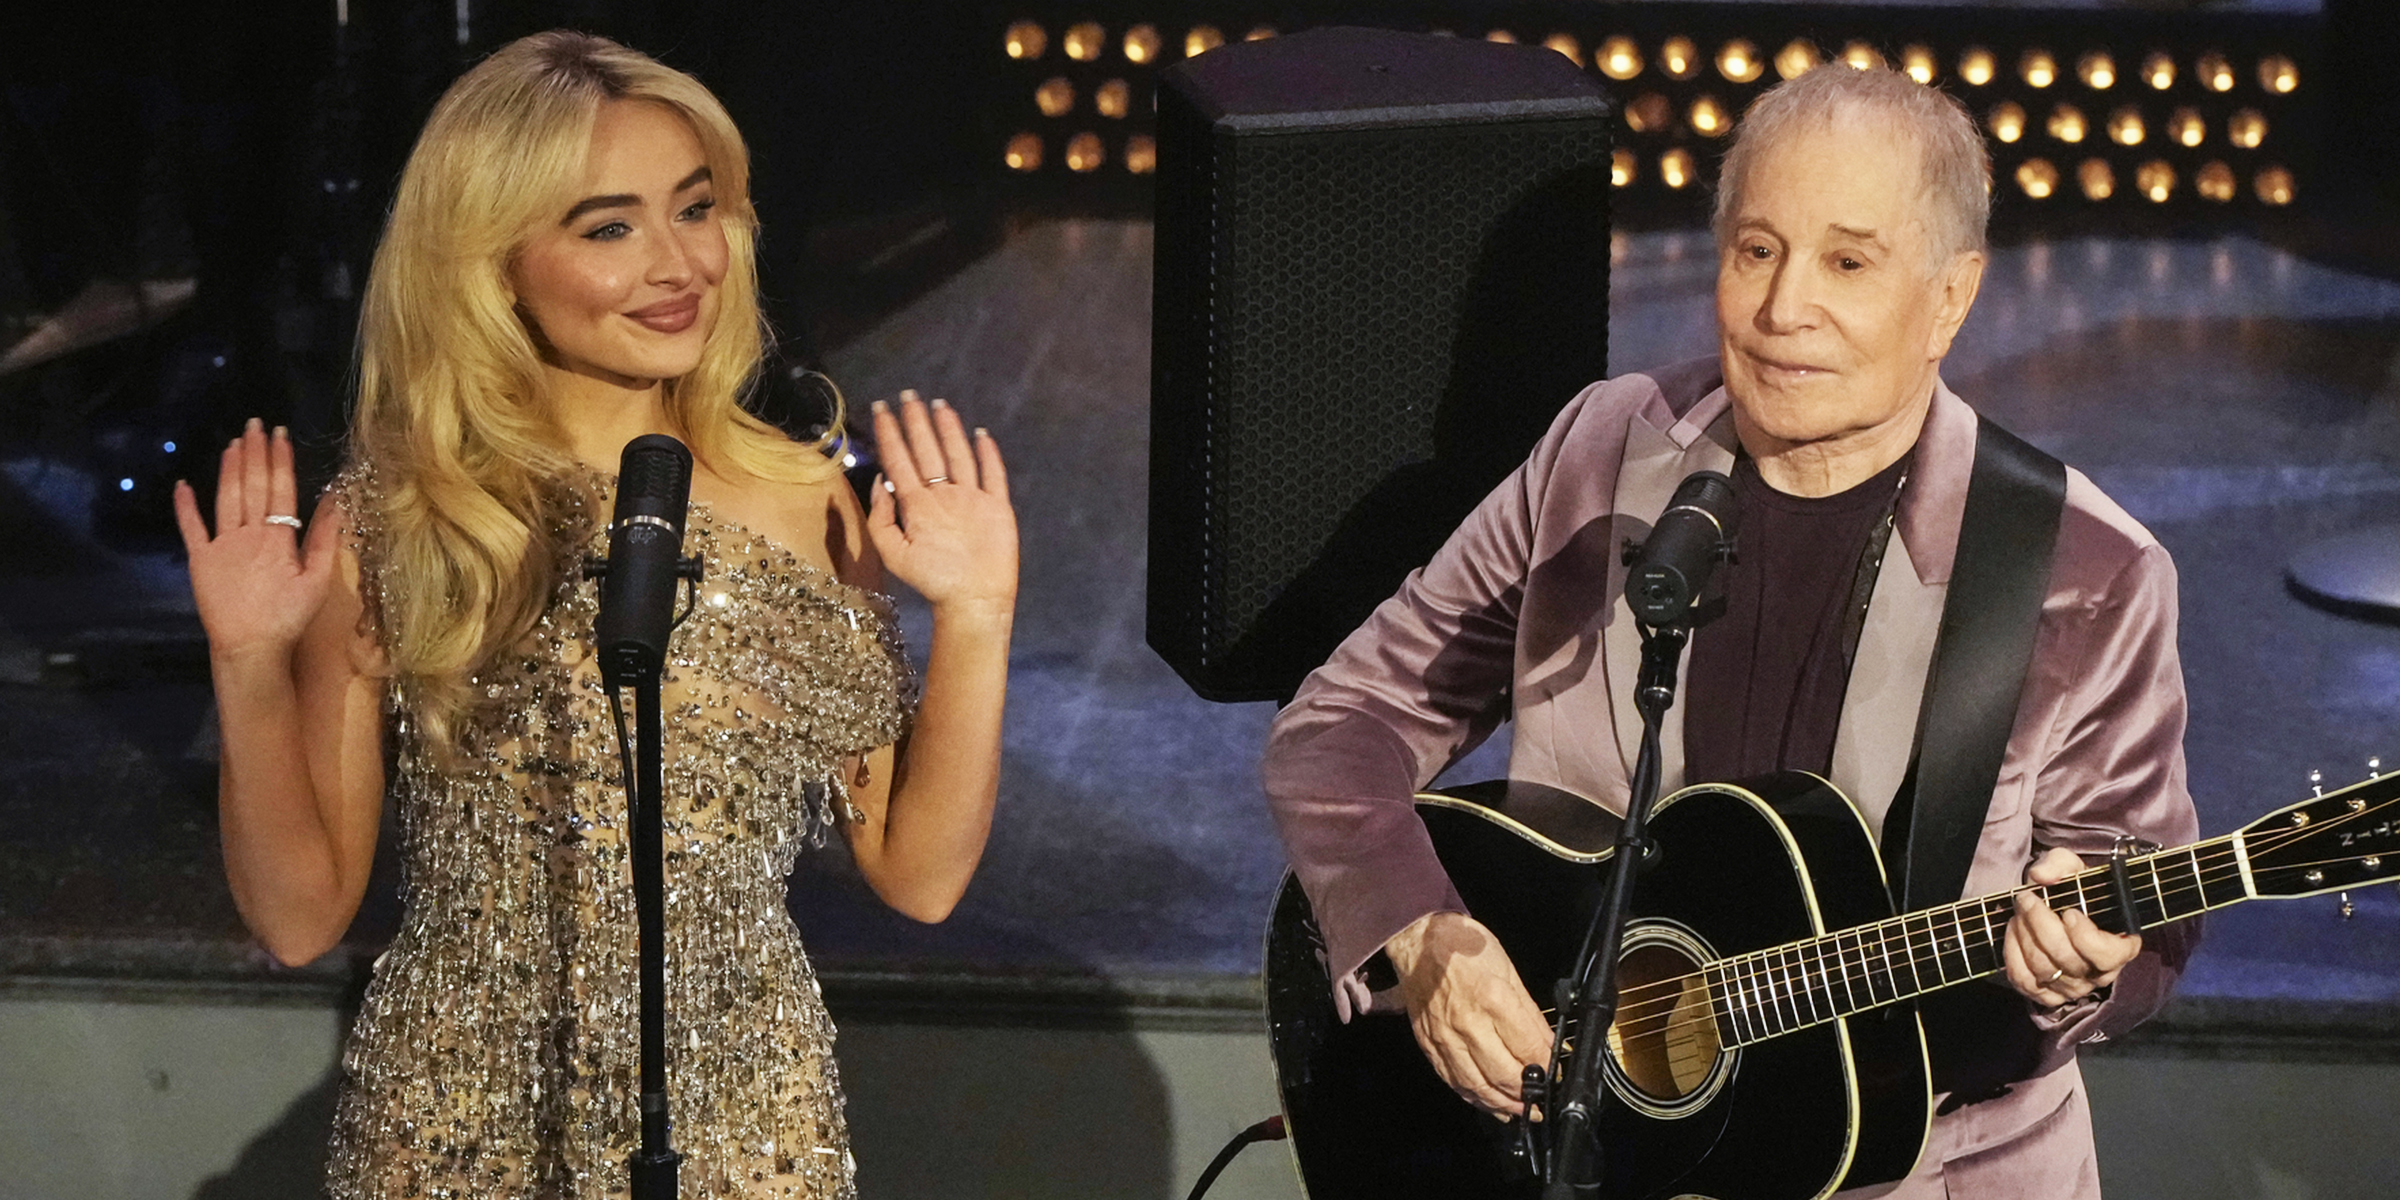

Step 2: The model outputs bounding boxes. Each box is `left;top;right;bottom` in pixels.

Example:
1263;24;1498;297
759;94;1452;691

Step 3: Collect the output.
1605;941;1723;1104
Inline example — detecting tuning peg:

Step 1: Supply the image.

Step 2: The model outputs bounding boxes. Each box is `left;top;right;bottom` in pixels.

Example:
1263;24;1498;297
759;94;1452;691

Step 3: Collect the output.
2310;769;2324;796
2340;892;2355;920
2371;757;2384;779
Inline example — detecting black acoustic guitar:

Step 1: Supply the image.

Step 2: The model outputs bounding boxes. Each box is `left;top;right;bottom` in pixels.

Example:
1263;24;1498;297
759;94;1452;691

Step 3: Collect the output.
1263;768;2400;1200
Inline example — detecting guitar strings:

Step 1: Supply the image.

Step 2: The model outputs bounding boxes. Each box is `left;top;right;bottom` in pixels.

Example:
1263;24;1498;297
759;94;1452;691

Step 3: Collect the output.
1588;786;2400;1052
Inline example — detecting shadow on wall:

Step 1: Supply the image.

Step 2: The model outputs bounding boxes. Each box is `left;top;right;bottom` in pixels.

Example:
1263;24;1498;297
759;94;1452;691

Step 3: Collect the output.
189;1069;338;1200
840;1021;1177;1200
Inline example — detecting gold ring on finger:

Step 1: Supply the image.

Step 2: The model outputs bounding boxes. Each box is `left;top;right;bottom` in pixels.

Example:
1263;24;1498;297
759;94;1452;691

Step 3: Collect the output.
264;514;303;529
2046;968;2065;984
923;475;951;485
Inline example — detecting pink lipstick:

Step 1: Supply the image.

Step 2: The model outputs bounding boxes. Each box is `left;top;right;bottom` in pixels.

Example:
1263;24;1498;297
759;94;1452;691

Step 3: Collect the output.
626;294;701;334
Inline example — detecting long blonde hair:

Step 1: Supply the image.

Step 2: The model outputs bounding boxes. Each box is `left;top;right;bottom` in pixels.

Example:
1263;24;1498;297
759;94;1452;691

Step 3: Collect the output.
350;30;837;754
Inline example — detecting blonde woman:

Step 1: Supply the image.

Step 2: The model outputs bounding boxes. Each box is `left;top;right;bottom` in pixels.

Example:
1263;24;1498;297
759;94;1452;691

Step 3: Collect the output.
173;31;1015;1198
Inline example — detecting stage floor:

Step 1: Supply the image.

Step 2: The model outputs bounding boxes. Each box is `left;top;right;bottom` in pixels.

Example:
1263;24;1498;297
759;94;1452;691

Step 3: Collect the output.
3;219;2397;1030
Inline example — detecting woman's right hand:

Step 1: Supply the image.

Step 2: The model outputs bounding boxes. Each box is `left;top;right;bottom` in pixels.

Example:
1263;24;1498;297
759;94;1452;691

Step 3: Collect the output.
173;419;345;664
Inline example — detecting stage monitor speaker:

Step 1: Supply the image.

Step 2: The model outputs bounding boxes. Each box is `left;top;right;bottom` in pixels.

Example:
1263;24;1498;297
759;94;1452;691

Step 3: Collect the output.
1149;26;1614;703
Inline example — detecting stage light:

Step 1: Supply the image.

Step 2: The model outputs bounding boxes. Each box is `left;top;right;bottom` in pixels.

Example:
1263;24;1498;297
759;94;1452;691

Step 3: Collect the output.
2255;165;2295;206
2020;49;2057;89
1902;45;1938;85
1662;37;1700;81
1065;132;1104;172
2015;159;2059;199
1185;26;1223;58
1125;134;1157;175
118;477;134;493
2198;52;2234;93
2137;159;2175;202
1624;93;1673;133
1123;25;1160;64
2079;52;2116;90
2228;109;2268;150
1690;95;1729;137
2047;104;2087;144
1841;41;1885;72
1989;102;2027;144
1776;40;1821;80
2260;55;2298;95
2143;51;2175;90
1485;30;1517;45
2107;106;2145;146
2078;158;2115;201
1035;77;1074;118
1718;39;1764;84
2170;107;2205;147
1600;36;1642;79
1544;34;1583;67
1660;148;1695;189
2197;161;2236;202
1005;132;1043;171
1095;79;1131;119
1959;47;1996;87
1612;149;1637;187
1064;22;1104;62
1005;21;1046;60
1246;26;1276;42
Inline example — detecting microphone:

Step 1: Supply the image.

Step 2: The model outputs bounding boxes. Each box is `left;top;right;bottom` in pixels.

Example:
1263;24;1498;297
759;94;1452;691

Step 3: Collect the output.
592;434;699;688
1622;470;1738;626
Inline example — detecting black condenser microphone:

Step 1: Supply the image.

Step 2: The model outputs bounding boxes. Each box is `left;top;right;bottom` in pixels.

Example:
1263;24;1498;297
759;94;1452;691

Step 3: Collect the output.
1623;470;1738;626
593;434;698;688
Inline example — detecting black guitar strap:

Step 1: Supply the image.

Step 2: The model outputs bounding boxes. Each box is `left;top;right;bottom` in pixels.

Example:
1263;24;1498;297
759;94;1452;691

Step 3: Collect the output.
1878;416;2068;915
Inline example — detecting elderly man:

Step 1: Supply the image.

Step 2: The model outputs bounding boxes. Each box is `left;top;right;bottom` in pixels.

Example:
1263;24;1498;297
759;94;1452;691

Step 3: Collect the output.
1262;65;2198;1197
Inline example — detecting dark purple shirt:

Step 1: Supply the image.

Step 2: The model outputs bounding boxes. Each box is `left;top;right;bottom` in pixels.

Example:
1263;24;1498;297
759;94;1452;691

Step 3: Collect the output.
1685;452;1910;784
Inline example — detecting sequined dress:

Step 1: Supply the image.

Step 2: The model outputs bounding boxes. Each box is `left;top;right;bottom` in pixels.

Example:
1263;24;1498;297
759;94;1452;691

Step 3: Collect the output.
325;467;910;1199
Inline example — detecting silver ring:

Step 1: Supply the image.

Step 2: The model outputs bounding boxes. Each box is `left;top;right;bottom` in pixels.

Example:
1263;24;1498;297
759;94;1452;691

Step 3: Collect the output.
2046;968;2065;985
264;514;302;529
922;475;951;485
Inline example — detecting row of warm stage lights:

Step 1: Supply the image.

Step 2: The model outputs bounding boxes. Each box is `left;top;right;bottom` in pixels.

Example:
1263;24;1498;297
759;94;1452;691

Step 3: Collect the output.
1605;146;2291;205
1007;130;2294;205
1000;19;2302;97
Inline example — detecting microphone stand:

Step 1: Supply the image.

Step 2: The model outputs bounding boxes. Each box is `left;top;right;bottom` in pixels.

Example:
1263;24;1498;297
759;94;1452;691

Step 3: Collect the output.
593;556;704;1200
1539;619;1688;1199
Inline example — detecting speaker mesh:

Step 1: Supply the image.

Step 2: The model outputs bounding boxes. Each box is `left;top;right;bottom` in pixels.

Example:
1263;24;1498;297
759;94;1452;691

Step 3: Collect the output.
1151;29;1614;701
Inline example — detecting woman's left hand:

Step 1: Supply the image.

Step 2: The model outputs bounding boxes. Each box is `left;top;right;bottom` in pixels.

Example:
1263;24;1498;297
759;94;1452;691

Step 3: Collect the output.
866;390;1018;617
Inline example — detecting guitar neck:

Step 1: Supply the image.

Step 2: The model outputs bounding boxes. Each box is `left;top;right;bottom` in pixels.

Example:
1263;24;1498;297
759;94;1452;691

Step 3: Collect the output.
1705;833;2249;1048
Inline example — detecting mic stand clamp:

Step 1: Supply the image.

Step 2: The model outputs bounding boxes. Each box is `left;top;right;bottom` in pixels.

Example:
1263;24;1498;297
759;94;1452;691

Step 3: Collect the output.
585;551;705;1200
1540;618;1690;1200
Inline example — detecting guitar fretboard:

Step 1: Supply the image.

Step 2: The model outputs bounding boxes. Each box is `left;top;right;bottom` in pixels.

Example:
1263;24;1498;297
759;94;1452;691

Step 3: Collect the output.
1699;835;2249;1048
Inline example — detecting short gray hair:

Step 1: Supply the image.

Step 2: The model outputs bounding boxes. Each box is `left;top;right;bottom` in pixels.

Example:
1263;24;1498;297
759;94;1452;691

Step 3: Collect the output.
1712;64;1991;266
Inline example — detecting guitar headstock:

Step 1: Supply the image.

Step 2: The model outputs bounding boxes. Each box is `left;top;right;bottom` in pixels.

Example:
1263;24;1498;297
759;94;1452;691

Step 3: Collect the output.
2240;762;2400;899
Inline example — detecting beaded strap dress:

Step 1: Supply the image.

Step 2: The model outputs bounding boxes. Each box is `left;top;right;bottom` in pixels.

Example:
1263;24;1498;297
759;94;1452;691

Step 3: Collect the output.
324;465;910;1199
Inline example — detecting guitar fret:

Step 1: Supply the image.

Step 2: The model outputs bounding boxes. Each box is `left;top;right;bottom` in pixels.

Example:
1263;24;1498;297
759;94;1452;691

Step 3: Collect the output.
1836;928;1860;1014
1876;917;1902;1003
1786;944;1813;1027
2144;854;2169;926
1730;960;1758;1044
2188;844;2227;909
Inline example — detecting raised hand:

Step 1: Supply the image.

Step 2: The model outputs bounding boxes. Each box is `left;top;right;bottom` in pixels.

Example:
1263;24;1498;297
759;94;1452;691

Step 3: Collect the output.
173;419;345;664
865;391;1018;618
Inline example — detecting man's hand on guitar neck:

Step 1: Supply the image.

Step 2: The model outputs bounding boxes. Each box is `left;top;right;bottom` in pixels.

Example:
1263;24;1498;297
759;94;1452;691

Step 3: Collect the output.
2002;846;2143;1009
1384;910;1558;1120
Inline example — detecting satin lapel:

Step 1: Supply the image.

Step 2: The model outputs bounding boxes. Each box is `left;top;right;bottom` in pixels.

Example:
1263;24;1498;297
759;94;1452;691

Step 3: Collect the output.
1602;392;1736;793
1832;383;1979;838
1830;536;1944;839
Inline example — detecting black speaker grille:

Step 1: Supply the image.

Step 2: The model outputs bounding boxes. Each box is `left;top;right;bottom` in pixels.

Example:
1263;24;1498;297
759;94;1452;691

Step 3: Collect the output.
1213;120;1613;633
1150;29;1613;701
